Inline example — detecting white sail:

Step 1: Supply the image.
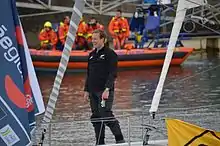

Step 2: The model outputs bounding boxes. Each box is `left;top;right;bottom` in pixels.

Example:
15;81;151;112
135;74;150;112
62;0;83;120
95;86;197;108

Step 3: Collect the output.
149;0;207;114
21;25;45;116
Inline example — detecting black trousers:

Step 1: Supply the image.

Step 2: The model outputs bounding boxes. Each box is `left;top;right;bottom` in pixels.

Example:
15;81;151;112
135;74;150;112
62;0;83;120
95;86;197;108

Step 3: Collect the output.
89;91;124;145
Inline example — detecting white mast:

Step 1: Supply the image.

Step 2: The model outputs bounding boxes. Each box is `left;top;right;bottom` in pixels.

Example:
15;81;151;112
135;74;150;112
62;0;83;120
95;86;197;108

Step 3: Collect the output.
149;0;207;117
43;0;86;123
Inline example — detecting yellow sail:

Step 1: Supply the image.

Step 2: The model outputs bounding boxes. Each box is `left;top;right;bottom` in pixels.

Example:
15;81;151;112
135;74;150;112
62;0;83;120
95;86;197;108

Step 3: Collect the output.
166;119;220;146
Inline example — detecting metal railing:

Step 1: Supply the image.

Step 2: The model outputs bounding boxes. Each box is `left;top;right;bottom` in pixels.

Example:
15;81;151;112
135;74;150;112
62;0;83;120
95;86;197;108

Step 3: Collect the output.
32;112;168;146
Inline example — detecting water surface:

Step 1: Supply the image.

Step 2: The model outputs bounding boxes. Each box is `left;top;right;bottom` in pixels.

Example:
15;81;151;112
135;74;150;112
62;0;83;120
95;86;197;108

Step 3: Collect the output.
34;52;220;145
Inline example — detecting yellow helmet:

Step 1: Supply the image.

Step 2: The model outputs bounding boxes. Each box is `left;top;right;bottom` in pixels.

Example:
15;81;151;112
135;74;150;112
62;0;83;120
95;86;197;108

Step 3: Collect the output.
44;21;52;28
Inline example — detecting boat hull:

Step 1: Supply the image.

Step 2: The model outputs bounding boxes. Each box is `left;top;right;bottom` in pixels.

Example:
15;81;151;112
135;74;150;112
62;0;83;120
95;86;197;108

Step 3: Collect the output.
30;47;193;71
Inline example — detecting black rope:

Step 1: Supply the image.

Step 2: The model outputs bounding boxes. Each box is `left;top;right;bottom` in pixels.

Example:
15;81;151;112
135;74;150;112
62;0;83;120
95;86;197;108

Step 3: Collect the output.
39;129;46;146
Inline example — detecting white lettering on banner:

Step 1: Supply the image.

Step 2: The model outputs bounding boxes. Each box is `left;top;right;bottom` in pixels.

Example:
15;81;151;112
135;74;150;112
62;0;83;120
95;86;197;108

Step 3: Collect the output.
0;25;22;76
26;94;33;108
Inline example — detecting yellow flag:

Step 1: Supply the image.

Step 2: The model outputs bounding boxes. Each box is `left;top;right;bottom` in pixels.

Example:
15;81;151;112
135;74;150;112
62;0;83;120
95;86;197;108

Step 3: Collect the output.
166;119;220;146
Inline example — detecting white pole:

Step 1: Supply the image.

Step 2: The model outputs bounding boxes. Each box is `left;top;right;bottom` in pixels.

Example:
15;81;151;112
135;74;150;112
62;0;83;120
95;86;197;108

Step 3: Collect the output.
42;0;86;124
149;0;207;116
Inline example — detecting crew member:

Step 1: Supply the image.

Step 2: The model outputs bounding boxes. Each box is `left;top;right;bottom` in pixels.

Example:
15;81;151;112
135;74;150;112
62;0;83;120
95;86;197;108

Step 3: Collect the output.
108;10;130;49
58;16;70;45
38;21;58;50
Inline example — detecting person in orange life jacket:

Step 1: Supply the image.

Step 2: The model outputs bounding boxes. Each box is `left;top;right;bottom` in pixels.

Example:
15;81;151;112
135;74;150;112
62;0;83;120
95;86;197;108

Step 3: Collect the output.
39;21;58;50
84;29;125;145
58;16;70;45
108;9;130;49
86;17;104;49
75;18;88;50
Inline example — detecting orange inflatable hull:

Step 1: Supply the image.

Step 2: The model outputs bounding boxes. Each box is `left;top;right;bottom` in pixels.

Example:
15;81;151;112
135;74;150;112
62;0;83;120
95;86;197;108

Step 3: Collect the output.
30;47;193;70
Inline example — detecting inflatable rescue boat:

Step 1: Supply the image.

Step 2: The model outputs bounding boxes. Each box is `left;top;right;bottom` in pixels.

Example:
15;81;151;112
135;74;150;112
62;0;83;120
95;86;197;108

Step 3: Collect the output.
30;47;193;71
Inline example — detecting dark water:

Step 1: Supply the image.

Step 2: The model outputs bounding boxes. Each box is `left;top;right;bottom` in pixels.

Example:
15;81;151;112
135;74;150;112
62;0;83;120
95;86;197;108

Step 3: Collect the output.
34;52;220;145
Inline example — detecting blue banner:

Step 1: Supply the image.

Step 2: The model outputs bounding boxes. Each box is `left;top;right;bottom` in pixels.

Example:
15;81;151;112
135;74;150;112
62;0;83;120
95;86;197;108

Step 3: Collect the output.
0;0;45;145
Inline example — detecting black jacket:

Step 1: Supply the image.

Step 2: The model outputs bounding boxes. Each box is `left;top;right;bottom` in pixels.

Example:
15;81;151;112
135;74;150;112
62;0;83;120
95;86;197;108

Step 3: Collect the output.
84;46;117;92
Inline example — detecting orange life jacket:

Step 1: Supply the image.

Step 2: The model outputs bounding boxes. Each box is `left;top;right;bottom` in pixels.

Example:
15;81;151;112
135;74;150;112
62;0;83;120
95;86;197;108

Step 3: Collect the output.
119;17;130;37
108;16;130;37
77;21;87;37
39;29;58;46
58;22;69;44
108;17;120;35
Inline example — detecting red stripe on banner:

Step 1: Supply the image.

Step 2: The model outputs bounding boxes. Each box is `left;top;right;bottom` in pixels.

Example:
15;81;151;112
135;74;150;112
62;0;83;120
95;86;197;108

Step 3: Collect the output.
5;75;26;109
15;26;23;46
